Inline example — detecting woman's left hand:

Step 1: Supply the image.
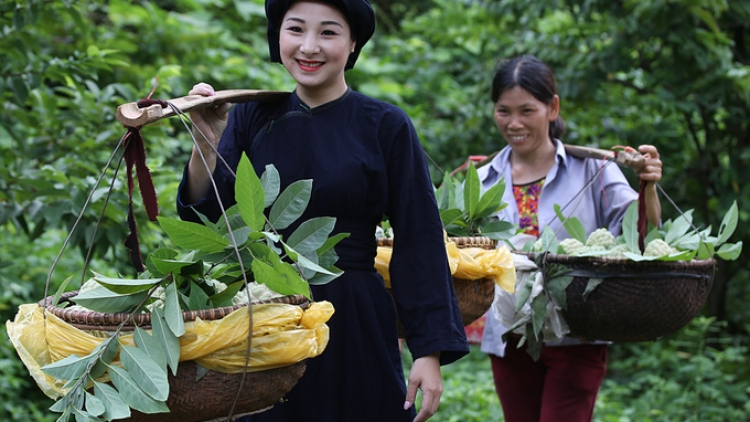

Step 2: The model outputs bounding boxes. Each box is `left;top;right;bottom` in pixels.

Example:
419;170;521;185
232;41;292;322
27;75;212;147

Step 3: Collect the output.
636;144;662;183
405;353;442;422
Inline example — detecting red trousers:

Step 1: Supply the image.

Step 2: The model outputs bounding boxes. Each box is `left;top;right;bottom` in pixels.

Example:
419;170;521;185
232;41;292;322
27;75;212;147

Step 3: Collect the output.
489;336;608;422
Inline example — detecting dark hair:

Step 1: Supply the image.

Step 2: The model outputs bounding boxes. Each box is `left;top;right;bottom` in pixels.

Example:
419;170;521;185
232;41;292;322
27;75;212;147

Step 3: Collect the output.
265;0;376;70
491;55;566;140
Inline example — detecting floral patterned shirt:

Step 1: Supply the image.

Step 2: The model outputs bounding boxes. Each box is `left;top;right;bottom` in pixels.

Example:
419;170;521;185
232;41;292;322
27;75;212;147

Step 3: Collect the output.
513;178;545;236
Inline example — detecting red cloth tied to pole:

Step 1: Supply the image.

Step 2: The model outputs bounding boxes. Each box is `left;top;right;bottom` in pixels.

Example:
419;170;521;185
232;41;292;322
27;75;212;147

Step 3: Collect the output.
121;98;165;271
637;179;648;253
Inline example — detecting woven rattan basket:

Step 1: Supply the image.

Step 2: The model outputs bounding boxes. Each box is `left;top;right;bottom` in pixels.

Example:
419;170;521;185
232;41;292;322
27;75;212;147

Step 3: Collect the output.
525;253;716;342
39;292;310;422
378;236;497;332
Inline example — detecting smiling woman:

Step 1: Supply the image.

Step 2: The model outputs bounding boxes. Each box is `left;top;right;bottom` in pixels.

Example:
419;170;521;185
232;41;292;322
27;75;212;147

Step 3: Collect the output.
176;0;469;421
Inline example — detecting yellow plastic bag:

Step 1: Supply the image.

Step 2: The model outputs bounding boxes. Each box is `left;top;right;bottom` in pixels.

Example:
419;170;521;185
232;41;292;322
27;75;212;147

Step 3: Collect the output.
6;301;333;399
375;239;516;294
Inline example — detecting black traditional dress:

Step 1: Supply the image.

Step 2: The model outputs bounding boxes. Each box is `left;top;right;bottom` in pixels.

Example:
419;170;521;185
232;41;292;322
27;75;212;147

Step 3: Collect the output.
177;89;468;421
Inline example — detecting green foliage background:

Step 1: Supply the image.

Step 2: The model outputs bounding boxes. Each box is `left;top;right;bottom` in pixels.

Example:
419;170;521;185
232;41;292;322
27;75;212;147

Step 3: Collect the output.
1;0;749;420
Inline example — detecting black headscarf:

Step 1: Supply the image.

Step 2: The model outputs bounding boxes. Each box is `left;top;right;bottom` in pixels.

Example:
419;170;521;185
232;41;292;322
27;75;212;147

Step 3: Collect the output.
266;0;376;70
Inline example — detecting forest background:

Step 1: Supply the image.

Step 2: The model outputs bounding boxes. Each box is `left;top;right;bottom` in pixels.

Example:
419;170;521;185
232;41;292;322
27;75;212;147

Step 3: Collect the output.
1;0;749;420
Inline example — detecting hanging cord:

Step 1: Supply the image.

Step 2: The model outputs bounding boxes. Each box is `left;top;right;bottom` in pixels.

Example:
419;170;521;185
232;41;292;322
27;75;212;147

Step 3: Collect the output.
167;101;257;419
43;134;127;307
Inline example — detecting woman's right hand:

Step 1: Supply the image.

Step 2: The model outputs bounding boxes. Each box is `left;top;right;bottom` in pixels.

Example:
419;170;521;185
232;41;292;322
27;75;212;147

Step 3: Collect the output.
188;83;232;158
184;83;232;204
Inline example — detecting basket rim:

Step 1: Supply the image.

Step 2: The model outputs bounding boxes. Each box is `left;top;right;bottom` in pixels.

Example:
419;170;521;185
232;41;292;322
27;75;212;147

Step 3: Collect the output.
518;251;717;268
377;235;497;249
39;291;310;328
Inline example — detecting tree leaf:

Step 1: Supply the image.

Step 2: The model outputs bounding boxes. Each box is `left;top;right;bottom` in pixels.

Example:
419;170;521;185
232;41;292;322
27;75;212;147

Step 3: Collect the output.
150;307;180;376
530;293;546;335
717;241;742;261
716;200;739;245
286;217;336;254
188;280;212;311
146;248;179;277
554;204;586;243
158;216;229;253
93;382;131;420
132;326;167;372
84;391;105;417
440;208;463;227
106;365;170;414
664;210;693;246
474;177;506;220
164;281;186;337
260;164;281;208
463;163;480;220
582;278;604;301
250;249;310;298
268;179;312;230
622;201;640;254
149;252;200;275
236;153;266;231
545;275;573;311
41;354;89;381
70;285;148;313
119;346;170;401
91;272;161;295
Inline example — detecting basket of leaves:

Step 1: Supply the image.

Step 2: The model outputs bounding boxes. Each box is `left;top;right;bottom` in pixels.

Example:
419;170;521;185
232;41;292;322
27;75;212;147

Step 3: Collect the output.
505;200;741;358
8;155;346;421
377;163;517;329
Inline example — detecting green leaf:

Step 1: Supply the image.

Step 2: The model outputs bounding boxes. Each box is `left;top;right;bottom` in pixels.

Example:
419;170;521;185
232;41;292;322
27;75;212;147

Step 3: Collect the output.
250;247;310;298
260;164;281;208
480;220;517;240
70;285;148;313
554;204;586;243
236;153;266;231
158;216;230;254
146;248;179;277
106;365;170;414
150;307;181;376
316;232;349;255
286;217;336;254
474;177;506;220
622;201;640;254
463;163;481;220
530;293;546;335
164;281;186;337
440;208;464;227
41;354;88;381
716;200;739;245
582;278;604;301
52;274;76;308
149;252;200;275
188;280;212;311
515;275;534;312
94;382;131;420
717;241;742;261
92;272;161;295
209;280;244;307
119;346;170;401
546;275;573;311
664;210;693;245
84;391;105;417
132;326;167;372
268;179;312;230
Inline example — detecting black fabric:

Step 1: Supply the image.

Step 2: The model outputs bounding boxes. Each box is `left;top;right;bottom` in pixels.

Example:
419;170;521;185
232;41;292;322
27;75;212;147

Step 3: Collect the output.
265;0;376;70
177;89;468;421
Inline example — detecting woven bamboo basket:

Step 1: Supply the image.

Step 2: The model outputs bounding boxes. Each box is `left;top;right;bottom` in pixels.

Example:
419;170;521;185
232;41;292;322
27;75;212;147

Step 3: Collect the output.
524;253;716;342
378;236;497;331
39;292;310;422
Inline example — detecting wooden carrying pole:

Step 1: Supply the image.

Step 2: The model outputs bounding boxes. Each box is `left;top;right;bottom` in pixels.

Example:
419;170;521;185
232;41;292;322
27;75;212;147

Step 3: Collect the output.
116;89;291;127
465;144;646;173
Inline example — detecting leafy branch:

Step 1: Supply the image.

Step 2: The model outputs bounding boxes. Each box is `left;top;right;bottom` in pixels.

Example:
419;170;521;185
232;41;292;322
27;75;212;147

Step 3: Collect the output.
41;153;347;421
